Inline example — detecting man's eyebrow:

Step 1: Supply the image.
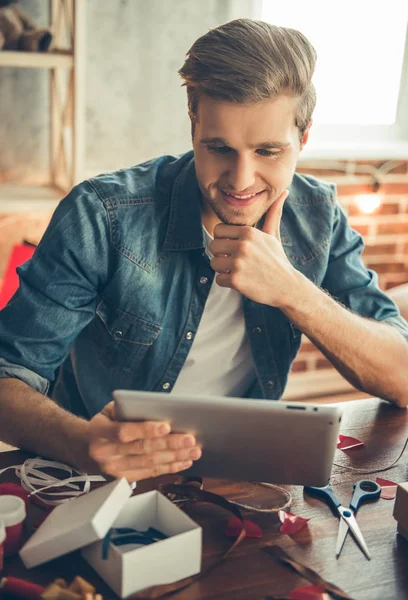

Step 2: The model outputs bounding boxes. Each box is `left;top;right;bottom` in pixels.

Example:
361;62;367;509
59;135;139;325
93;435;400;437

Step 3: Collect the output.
199;137;290;149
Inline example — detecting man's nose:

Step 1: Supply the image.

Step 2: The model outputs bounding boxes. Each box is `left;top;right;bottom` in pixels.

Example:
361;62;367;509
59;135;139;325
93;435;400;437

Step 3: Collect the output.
226;155;256;192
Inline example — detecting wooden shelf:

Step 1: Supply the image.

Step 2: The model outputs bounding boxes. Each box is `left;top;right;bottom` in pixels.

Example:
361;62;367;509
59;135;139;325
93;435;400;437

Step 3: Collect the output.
0;184;64;212
0;51;73;69
0;1;85;211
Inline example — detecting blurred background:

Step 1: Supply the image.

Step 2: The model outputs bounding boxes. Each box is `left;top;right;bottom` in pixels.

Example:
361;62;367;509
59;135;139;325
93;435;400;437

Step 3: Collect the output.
0;0;407;400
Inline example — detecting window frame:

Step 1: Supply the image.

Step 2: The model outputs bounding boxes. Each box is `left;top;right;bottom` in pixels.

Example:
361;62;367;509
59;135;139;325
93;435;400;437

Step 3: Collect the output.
230;1;408;159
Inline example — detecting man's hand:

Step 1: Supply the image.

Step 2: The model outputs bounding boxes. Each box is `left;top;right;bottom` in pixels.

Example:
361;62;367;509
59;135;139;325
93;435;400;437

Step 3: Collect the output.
210;189;299;307
88;402;202;481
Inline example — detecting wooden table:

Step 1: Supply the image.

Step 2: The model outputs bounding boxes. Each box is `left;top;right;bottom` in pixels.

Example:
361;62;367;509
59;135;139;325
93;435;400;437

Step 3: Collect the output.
1;398;407;600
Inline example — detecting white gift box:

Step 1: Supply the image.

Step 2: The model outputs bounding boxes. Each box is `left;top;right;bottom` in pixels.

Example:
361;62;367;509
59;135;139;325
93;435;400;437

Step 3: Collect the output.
19;478;202;598
393;482;408;542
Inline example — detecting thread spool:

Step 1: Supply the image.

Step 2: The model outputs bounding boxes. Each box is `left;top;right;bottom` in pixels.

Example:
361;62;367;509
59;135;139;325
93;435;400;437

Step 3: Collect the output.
0;483;29;507
0;521;5;573
0;495;26;556
0;577;45;600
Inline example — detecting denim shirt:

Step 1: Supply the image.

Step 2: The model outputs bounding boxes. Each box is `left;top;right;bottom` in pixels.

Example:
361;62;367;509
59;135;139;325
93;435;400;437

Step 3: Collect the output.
1;150;407;418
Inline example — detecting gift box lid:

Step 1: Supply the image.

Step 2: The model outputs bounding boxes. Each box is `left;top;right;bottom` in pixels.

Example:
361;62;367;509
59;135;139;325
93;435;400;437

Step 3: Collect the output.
393;482;408;528
20;478;132;569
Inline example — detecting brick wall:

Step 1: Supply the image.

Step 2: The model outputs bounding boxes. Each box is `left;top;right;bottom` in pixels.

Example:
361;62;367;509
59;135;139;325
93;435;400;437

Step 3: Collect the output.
293;159;408;377
0;160;407;388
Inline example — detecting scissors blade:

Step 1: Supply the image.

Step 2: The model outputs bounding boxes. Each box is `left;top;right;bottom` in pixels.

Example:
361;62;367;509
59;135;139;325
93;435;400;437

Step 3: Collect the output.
338;508;371;560
335;513;350;557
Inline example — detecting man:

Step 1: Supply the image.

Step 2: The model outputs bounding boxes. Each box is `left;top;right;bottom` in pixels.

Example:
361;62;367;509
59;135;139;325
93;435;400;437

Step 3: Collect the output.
1;19;408;483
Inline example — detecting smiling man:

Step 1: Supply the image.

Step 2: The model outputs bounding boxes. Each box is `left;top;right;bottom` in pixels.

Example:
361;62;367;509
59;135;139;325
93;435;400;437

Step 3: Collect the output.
0;19;408;482
195;96;302;233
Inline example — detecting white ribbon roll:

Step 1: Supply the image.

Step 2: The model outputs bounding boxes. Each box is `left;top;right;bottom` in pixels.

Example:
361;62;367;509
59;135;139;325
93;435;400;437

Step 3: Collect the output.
0;457;107;506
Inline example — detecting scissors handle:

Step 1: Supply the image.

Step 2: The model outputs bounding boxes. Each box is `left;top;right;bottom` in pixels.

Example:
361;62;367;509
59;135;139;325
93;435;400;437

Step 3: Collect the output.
349;479;381;512
305;484;341;513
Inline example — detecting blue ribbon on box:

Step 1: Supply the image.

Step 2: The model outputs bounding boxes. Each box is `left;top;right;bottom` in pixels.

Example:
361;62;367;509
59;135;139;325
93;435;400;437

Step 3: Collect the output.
102;527;168;560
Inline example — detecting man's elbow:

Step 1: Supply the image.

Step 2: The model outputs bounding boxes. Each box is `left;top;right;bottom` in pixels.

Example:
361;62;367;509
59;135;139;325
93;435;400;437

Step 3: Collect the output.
382;369;408;409
388;380;408;408
393;344;408;407
381;338;408;408
385;394;408;409
360;361;408;409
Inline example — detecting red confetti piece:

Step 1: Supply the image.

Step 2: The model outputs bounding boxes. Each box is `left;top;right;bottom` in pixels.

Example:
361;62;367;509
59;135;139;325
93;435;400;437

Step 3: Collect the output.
278;510;310;535
289;585;330;599
337;434;364;450
376;477;398;500
225;516;263;539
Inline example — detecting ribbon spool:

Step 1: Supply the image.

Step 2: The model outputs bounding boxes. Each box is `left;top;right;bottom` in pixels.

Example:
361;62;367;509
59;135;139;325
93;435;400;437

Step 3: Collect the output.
0;521;5;571
0;495;26;556
0;483;29;506
0;458;106;507
0;577;45;600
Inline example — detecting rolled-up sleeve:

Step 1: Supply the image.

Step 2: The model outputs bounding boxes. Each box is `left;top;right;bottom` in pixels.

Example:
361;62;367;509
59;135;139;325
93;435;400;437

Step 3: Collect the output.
322;201;408;342
0;357;50;395
0;180;114;392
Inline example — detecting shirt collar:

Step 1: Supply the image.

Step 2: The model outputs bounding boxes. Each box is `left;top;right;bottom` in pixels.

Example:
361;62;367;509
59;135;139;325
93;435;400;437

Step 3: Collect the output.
163;153;205;252
163;151;294;252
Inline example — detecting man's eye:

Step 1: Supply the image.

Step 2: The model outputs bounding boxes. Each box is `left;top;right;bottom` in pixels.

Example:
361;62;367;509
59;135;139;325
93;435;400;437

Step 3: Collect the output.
257;149;281;158
206;146;281;158
207;146;231;154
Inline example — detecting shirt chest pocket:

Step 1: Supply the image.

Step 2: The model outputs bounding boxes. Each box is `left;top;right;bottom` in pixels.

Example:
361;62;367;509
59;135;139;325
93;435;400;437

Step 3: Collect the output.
94;301;161;372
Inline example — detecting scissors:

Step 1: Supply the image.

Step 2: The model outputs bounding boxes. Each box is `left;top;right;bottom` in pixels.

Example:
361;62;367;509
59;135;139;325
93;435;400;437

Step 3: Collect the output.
305;479;381;560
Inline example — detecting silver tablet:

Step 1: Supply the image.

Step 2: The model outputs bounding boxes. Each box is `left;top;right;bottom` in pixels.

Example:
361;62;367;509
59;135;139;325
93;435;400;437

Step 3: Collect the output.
113;390;343;486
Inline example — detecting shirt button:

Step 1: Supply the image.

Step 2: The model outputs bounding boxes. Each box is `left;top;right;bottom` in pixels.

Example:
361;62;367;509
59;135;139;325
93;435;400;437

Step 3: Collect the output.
253;327;262;334
267;380;275;388
114;330;123;337
199;276;208;284
162;382;171;390
186;332;193;340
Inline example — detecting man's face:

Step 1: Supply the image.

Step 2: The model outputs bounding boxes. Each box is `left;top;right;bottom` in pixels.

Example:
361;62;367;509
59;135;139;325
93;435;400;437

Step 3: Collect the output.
192;94;311;234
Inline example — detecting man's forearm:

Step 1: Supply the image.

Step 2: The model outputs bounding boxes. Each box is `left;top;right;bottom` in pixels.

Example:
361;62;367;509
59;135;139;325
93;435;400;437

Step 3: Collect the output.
281;273;408;407
0;378;97;471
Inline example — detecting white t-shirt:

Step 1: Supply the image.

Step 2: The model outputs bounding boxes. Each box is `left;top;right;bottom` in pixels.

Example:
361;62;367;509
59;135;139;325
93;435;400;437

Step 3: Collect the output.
172;226;256;397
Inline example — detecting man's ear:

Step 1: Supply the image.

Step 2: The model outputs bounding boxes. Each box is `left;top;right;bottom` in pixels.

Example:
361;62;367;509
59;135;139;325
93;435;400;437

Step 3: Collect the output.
300;120;313;150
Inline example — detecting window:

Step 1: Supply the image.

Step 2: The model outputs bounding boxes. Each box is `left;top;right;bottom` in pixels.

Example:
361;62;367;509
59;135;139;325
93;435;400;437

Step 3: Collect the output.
257;0;408;158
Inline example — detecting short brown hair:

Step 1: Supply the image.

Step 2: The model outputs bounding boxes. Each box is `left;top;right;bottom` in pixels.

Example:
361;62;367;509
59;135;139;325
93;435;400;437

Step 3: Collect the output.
178;18;317;139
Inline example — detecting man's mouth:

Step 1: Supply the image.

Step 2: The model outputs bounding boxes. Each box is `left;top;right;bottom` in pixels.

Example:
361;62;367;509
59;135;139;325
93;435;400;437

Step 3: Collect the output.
221;189;265;207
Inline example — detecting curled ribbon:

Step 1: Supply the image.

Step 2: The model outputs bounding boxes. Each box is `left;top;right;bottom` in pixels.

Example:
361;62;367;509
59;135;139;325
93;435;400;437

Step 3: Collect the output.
130;477;247;599
0;458;106;506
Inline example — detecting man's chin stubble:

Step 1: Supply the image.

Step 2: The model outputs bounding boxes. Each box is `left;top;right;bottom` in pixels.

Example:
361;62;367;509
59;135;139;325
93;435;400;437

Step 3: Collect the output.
215;203;268;228
201;188;269;228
